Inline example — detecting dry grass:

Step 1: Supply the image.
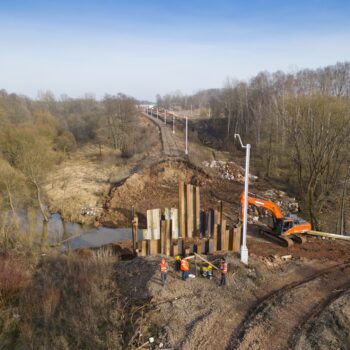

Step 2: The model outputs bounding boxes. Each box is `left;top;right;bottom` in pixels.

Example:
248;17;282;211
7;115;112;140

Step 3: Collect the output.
44;114;161;225
0;251;124;349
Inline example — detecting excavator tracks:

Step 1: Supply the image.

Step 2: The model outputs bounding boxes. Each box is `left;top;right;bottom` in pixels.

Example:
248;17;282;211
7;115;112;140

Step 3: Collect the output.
258;228;294;247
257;224;307;247
227;262;350;350
289;234;307;244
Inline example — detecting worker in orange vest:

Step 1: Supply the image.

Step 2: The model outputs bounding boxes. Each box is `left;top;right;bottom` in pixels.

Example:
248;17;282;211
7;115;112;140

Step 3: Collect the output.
159;257;169;286
220;258;228;286
180;256;189;281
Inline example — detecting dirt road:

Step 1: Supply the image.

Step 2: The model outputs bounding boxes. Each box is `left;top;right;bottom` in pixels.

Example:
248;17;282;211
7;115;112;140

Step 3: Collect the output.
228;262;350;350
115;239;350;350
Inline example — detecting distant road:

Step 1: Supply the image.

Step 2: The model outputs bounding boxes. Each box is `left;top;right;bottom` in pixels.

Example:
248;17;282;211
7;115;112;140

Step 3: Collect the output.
142;111;183;158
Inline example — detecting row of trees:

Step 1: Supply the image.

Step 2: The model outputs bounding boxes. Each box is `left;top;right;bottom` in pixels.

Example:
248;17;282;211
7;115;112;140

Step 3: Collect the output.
0;91;141;246
157;62;350;233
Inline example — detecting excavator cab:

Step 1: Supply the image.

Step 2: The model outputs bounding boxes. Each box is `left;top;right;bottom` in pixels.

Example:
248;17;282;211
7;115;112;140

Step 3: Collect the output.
275;218;295;235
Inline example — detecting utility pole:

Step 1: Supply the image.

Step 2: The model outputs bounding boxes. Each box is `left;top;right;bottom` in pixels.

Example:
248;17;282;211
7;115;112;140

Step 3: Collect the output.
157;107;159;120
234;133;250;265
185;116;188;155
172;114;175;134
165;109;167;125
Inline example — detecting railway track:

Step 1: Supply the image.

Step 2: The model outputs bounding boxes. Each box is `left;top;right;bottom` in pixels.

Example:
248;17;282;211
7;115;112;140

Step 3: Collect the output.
227;261;350;350
142;111;183;158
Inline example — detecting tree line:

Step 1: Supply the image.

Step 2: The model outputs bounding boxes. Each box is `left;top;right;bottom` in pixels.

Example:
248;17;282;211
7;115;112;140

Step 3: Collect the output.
156;62;350;233
0;91;143;247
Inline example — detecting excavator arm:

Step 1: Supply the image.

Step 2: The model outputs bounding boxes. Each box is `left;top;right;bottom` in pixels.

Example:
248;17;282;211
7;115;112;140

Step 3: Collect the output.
240;192;284;221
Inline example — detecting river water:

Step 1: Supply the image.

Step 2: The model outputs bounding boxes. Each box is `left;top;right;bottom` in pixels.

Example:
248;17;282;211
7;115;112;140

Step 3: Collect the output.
16;209;144;250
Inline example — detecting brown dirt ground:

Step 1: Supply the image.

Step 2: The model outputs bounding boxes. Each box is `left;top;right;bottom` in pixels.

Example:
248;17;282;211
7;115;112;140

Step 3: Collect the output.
100;158;266;228
114;236;350;350
294;290;350;350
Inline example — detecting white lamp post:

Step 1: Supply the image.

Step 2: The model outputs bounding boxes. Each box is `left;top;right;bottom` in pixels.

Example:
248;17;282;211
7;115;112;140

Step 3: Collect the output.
185;116;188;155
234;133;250;265
172;114;175;134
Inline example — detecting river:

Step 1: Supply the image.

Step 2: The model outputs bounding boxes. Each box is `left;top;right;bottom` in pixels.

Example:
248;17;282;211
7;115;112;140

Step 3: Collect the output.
16;208;144;250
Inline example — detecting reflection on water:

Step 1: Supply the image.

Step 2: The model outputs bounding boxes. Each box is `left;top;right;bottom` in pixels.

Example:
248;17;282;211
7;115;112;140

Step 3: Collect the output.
17;208;141;248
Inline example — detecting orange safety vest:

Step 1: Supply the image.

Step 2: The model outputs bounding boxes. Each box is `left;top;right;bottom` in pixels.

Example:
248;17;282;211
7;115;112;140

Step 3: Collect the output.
180;259;189;271
160;262;168;272
220;262;228;274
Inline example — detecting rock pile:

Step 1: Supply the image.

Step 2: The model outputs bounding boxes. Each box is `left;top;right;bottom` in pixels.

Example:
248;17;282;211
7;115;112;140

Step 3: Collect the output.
202;160;258;184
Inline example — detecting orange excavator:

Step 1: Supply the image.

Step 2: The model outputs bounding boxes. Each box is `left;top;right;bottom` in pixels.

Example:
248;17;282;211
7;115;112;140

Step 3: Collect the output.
240;192;311;247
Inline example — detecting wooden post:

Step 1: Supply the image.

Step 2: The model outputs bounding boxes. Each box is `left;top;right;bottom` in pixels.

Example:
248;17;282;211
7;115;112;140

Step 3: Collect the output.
200;210;206;236
165;220;171;256
207;238;215;254
171;242;179;257
161;220;166;254
178;239;184;255
195;255;197;276
217;201;223;227
213;223;218;250
170;208;179;239
146;240;151;255
220;219;227;251
150;240;159;255
137;240;147;256
195;186;200;235
233;226;242;252
179;181;186;238
132;214;138;254
186;184;194;238
228;228;234;251
224;229;230;251
152;209;161;240
164;207;171;220
146;209;152;240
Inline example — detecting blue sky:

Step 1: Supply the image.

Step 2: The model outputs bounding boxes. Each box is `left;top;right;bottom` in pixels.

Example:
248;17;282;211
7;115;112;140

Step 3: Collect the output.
1;0;350;101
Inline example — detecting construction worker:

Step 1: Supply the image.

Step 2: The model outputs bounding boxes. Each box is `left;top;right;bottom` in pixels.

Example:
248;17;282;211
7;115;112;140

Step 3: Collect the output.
201;264;213;280
175;255;181;271
180;256;189;281
220;258;228;286
159;257;169;286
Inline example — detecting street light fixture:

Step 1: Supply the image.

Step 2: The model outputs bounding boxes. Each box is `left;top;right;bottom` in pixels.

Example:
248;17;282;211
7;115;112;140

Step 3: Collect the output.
234;133;250;265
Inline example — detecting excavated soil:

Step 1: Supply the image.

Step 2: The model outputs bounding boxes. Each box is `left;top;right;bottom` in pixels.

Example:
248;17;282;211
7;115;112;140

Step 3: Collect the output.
100;159;261;227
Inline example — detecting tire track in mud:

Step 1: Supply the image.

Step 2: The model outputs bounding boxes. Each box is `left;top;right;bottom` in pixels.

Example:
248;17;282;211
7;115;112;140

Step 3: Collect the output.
227;262;350;350
289;281;350;349
175;308;214;350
